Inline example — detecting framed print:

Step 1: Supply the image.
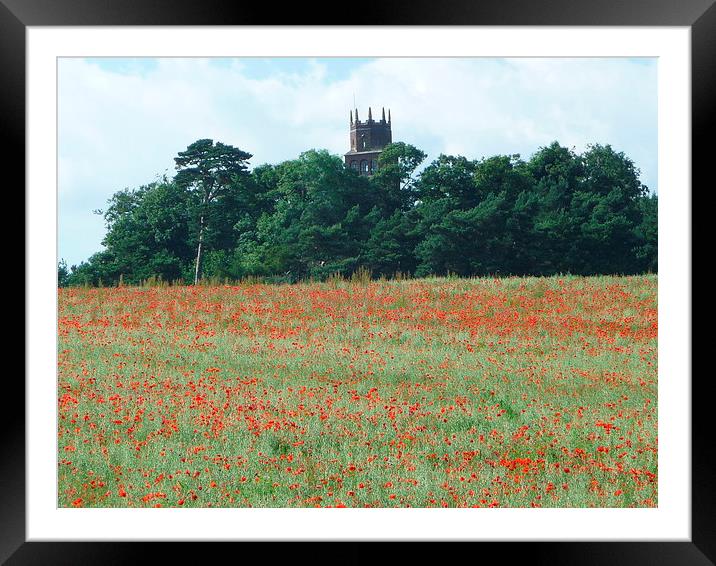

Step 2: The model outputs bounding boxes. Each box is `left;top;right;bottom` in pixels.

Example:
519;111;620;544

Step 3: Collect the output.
8;0;711;563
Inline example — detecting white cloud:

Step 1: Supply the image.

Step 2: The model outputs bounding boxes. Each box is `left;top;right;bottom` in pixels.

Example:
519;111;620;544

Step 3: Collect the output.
58;57;656;267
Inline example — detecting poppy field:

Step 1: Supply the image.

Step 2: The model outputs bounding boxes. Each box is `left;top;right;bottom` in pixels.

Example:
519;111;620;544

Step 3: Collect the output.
58;275;657;508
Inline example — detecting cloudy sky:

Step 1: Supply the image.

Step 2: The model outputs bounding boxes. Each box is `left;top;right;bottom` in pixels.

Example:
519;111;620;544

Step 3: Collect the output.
58;57;657;268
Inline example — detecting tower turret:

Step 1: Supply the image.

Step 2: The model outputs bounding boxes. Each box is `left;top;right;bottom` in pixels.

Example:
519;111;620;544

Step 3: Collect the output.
344;106;392;176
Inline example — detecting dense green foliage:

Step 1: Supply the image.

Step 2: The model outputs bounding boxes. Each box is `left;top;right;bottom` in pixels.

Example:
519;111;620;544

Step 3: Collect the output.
62;140;657;286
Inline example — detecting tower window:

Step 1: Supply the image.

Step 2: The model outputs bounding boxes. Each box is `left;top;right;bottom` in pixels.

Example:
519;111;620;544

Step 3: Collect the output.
359;133;367;150
371;160;378;172
360;160;369;174
350;161;358;170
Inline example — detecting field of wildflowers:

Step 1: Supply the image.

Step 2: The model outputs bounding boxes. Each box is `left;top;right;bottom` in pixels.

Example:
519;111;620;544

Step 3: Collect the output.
58;275;657;508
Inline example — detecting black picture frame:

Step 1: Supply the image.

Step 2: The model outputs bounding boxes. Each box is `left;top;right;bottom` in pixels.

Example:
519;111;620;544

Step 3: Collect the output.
8;0;709;563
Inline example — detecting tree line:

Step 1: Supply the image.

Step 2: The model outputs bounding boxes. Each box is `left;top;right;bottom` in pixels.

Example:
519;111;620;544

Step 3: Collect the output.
59;138;657;286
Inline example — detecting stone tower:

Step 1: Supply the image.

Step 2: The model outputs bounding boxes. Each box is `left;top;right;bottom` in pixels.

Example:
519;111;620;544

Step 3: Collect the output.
344;107;392;175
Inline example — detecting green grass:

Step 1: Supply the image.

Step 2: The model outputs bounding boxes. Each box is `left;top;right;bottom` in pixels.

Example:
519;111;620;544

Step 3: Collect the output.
57;275;657;508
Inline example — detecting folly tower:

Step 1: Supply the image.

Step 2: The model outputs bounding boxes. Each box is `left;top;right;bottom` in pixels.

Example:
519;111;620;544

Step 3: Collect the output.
344;107;392;176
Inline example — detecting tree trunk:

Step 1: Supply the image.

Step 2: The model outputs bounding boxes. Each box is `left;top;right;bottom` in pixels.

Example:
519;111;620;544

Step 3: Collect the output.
194;214;205;285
